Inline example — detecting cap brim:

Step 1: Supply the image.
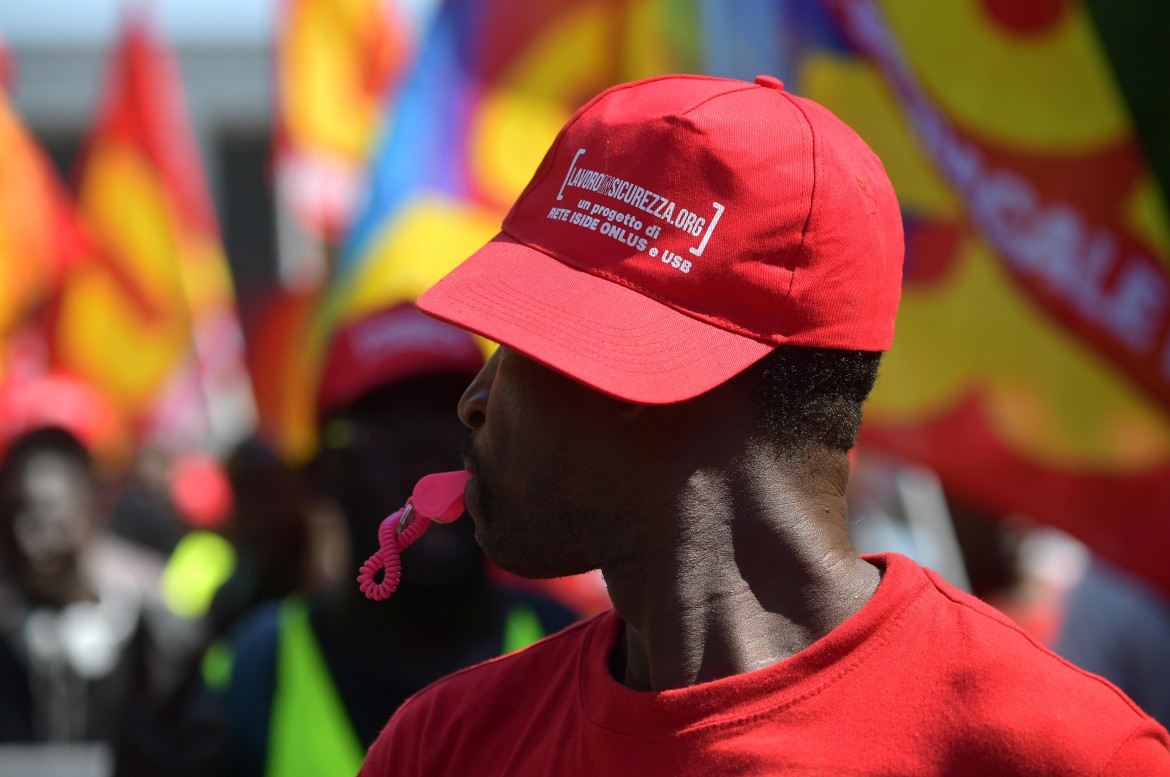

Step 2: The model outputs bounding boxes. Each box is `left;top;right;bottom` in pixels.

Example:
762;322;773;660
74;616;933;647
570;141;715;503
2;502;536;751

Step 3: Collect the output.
417;233;774;404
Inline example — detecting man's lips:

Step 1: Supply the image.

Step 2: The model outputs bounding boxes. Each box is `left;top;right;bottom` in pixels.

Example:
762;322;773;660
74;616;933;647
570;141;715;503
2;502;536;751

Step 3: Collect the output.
463;438;485;521
462;473;480;522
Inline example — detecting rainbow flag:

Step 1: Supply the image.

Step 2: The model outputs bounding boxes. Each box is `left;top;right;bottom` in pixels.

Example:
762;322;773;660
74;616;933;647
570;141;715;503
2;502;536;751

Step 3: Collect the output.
253;0;704;461
54;14;254;449
336;0;702;328
274;0;411;239
778;0;1170;594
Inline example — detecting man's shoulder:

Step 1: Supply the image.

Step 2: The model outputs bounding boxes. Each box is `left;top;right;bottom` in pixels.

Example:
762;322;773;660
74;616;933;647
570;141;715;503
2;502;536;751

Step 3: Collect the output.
908;558;1156;725
361;612;604;776
852;555;1170;772
405;610;601;711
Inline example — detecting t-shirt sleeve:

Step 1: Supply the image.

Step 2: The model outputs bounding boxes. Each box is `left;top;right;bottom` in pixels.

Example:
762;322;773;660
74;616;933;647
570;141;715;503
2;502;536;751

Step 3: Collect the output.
1100;721;1170;776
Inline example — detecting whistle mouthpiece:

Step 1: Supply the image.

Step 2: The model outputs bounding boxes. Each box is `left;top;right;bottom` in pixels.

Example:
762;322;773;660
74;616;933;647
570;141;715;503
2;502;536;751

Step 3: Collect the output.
356;470;472;601
411;470;471;523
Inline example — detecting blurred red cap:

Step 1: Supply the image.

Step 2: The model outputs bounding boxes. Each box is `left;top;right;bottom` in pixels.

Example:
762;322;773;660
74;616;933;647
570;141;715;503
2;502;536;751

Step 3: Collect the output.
0;372;129;472
170;452;233;529
316;302;484;416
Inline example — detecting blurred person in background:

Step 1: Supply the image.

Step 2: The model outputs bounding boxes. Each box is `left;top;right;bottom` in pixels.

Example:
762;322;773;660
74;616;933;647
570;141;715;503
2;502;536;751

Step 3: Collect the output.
107;445;188;560
154;452;238;627
1058;554;1170;729
847;454;1077;647
946;501;1082;648
202;302;579;777
203;435;324;639
0;374;203;777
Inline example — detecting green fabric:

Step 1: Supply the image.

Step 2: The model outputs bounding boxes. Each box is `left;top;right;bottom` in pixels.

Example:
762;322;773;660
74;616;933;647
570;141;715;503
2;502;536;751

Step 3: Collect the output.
267;598;364;777
201;640;234;693
265;598;546;776
502;604;545;654
161;530;237;619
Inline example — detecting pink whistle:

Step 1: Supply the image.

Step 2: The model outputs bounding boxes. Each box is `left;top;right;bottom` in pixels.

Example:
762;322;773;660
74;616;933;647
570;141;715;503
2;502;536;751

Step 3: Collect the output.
410;470;471;524
356;470;472;601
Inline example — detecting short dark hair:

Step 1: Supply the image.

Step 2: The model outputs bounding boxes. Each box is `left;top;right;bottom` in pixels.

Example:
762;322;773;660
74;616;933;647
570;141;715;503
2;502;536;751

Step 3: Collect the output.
0;427;91;483
750;345;882;456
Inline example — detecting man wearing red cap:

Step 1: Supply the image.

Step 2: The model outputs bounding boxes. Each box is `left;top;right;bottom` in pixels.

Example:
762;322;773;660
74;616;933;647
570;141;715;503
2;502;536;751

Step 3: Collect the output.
360;75;1170;775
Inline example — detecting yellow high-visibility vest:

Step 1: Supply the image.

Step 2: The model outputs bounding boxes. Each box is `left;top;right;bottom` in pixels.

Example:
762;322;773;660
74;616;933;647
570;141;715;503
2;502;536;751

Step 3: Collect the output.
261;596;546;777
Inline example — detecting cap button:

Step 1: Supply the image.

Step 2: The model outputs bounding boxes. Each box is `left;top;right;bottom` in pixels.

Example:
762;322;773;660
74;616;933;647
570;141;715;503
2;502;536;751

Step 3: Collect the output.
755;74;785;91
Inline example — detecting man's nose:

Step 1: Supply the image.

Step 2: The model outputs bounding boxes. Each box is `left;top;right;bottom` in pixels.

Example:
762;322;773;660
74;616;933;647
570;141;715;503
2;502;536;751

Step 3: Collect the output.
457;348;501;430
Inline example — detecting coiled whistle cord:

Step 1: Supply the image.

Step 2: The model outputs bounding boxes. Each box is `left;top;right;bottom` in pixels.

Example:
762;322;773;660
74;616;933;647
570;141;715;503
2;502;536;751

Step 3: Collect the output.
356;470;472;601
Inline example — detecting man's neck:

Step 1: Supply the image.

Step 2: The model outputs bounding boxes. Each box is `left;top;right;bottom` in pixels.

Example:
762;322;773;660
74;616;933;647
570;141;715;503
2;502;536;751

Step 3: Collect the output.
602;453;880;692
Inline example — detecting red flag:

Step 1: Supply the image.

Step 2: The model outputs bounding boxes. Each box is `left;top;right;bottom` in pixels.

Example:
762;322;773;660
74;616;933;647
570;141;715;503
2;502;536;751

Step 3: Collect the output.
55;14;254;449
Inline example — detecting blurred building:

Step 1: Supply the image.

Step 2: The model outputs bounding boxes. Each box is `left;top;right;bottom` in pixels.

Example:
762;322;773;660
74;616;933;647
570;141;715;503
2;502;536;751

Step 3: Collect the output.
4;0;279;320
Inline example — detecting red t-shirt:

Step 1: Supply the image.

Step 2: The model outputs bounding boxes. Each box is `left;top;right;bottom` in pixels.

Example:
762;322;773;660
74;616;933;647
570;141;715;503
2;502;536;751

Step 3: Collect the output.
360;553;1170;776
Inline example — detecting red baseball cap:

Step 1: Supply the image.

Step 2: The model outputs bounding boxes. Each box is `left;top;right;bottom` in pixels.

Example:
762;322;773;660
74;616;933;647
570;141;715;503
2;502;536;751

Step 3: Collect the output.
418;74;903;404
0;372;129;473
317;302;485;415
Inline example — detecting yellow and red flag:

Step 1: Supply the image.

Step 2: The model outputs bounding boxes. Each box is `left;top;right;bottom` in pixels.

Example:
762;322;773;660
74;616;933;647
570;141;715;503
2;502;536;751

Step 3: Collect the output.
0;93;63;337
781;0;1170;594
0;86;89;379
53;14;254;449
274;0;411;240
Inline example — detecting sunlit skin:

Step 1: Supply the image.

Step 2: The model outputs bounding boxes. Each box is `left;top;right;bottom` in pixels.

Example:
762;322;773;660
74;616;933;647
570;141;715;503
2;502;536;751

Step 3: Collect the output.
458;347;881;692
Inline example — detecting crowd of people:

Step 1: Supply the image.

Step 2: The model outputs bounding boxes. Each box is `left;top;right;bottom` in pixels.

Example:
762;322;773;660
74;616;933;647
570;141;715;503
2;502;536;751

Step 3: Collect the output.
0;73;1168;775
0;301;584;776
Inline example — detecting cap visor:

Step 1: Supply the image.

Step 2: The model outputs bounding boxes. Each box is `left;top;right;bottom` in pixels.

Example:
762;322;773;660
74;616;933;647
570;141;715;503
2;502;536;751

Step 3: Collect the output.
417;234;774;404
